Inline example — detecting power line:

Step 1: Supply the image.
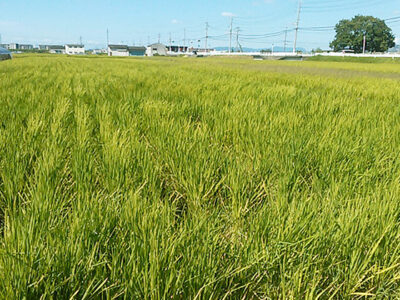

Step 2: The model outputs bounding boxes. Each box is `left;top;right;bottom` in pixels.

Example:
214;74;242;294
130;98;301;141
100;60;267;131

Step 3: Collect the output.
302;0;392;13
85;1;400;51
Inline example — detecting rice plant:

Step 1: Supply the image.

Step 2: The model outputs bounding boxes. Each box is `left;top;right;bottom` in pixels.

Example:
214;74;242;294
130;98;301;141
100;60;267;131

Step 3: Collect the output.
1;54;400;299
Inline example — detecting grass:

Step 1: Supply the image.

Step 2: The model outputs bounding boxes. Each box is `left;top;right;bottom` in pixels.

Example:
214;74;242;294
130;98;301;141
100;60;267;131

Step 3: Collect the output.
1;54;400;299
306;55;400;64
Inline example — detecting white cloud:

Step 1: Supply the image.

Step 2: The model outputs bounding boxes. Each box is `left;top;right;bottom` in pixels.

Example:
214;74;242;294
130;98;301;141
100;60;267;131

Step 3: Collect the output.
171;19;179;24
221;12;235;17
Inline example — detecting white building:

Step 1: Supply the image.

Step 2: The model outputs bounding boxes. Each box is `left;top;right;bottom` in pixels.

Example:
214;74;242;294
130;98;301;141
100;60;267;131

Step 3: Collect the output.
19;44;33;50
65;44;85;55
0;43;34;51
107;45;146;56
48;45;66;54
8;43;18;50
108;45;129;56
146;43;167;56
92;49;107;55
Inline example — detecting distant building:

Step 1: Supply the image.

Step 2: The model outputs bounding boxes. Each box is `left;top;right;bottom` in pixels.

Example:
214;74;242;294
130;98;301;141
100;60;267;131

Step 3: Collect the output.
0;43;34;51
189;47;215;54
48;45;66;54
92;49;107;55
128;46;146;56
8;43;18;50
39;45;52;50
19;44;33;50
108;45;146;56
146;43;167;56
65;44;85;55
167;45;189;53
39;45;65;53
108;45;129;56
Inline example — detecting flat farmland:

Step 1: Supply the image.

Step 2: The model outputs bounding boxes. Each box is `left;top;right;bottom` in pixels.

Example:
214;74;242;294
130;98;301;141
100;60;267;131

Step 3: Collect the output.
1;55;400;299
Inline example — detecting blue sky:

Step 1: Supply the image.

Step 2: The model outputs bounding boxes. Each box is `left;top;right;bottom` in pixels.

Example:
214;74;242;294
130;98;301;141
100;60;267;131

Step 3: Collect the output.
0;0;399;50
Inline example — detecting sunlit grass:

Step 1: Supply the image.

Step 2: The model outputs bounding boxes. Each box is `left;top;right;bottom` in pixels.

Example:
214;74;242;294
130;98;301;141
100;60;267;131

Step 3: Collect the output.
1;54;400;298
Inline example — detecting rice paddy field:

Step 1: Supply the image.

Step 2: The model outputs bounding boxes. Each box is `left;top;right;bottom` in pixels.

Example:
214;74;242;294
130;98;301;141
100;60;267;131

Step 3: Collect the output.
1;54;400;299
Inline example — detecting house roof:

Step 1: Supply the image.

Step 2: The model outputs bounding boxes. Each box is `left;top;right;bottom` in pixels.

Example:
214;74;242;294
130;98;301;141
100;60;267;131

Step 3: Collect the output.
48;45;64;50
108;45;145;51
128;46;146;51
148;43;166;48
108;44;128;51
66;44;84;47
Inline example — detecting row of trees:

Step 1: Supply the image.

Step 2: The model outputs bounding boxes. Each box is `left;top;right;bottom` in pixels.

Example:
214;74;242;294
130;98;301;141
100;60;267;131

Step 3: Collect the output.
330;15;395;53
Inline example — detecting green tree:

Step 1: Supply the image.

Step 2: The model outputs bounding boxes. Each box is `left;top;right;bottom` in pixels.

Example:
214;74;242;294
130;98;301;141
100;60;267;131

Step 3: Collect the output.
330;15;395;53
312;47;324;53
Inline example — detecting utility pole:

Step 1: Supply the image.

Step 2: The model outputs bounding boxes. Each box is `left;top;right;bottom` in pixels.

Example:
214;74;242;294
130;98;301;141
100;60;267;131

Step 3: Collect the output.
284;27;288;52
363;34;366;54
235;27;240;52
229;17;233;54
147;36;150;45
169;33;172;52
107;29;109;46
0;34;2;44
80;36;82;45
158;33;161;44
205;22;209;52
184;28;186;47
293;0;302;54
